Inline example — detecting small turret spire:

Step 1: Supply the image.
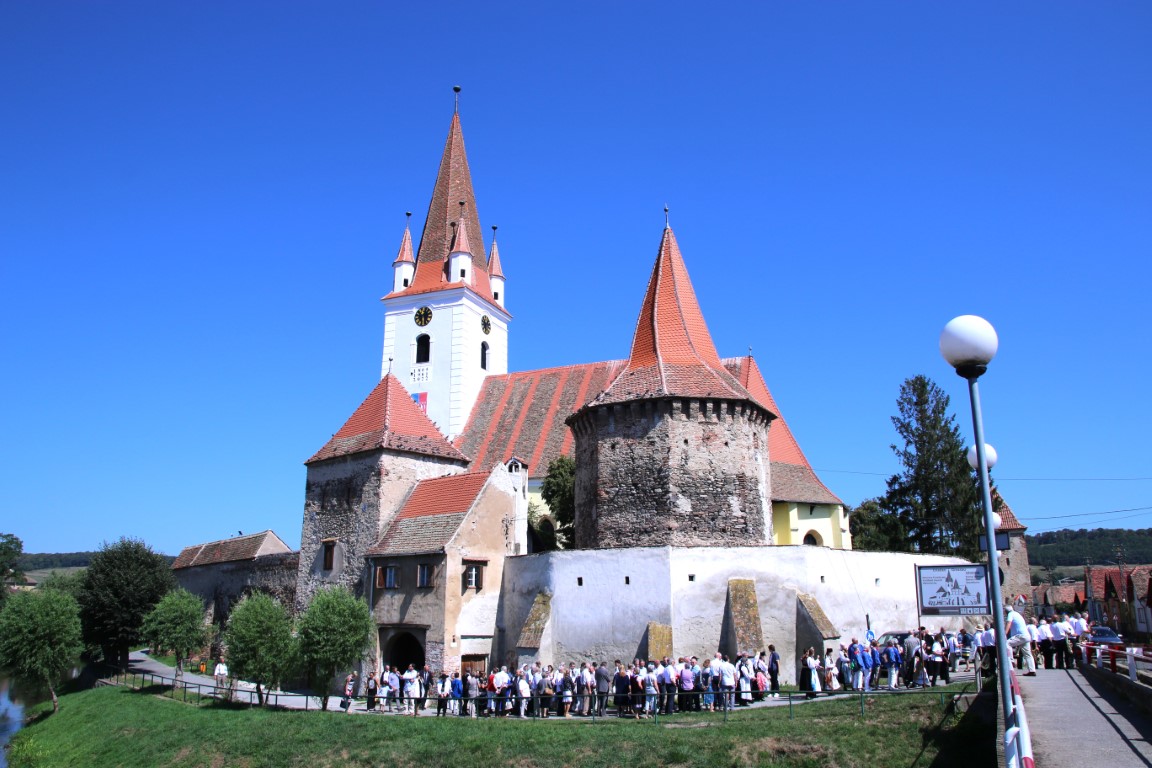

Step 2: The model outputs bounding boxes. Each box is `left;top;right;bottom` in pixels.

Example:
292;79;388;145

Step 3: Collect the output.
453;85;461;114
664;204;670;230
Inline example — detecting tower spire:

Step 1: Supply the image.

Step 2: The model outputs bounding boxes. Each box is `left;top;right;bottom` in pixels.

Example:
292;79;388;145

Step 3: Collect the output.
586;226;755;406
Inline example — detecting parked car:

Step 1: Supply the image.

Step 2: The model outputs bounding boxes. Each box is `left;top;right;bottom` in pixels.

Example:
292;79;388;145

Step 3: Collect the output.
1088;626;1124;648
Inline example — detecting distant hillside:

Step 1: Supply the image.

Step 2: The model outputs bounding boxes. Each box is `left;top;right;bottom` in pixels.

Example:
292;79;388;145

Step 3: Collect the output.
1026;528;1152;568
18;551;175;571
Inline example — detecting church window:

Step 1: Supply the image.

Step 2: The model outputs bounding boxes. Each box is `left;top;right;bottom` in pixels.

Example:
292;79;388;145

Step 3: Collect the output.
322;540;335;570
462;561;485;591
403;278;409;287
803;532;820;546
494;291;499;301
577;577;584;587
378;565;398;589
460;268;466;279
480;341;489;370
417;563;432;588
415;334;431;364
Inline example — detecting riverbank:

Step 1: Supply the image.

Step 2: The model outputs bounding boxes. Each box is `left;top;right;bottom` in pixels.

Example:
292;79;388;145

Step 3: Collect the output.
8;681;993;768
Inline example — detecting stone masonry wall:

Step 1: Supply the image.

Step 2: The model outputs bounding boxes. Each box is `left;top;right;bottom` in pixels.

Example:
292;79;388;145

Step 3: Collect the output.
571;398;772;549
295;450;465;612
1002;531;1033;616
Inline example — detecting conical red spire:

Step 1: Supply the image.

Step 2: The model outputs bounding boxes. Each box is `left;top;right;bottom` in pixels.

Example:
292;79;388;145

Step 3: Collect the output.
487;236;505;279
416;113;485;265
386;108;496;300
392;222;415;265
451;216;473;255
588;227;756;406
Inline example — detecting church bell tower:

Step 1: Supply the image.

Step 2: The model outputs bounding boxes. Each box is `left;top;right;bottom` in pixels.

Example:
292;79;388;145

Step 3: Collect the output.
380;94;509;440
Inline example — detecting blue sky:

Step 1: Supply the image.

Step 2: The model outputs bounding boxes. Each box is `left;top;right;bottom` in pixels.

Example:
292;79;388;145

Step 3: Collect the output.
2;2;1150;555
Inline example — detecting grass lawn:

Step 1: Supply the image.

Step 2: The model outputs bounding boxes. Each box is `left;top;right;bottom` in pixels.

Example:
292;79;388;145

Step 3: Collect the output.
10;683;994;768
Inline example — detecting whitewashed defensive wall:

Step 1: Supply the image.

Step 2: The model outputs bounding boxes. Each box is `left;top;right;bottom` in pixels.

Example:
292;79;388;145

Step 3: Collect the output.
495;545;971;685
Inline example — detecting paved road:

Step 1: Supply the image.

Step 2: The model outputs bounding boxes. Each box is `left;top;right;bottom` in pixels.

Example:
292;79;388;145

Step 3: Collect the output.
1017;667;1152;767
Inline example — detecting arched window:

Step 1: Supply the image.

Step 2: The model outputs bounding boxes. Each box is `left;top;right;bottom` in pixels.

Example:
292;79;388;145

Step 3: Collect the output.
803;532;821;546
480;341;489;370
415;334;431;364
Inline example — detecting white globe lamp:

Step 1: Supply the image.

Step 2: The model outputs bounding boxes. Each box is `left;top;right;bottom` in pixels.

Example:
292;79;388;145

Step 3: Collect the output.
968;443;997;471
940;315;998;379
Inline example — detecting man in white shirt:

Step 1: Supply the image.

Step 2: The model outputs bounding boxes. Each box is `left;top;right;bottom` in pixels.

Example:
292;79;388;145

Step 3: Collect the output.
1037;619;1054;669
1049;615;1069;669
1005;605;1035;675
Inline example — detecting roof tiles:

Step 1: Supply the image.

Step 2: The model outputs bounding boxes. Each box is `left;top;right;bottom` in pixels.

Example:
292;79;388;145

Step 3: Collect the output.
367;472;490;556
384;112;496;303
588;228;756;407
307;374;467;464
172;530;290;570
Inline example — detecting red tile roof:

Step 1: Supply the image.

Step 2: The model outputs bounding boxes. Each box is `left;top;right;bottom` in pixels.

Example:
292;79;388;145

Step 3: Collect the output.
367;472;490;556
585;228;762;407
453;356;841;506
993;491;1026;532
392;223;414;265
307;374;468;464
383;112;497;304
723;355;841;505
451;215;473;255
1085;566;1118;599
488;238;504;279
172;530;291;570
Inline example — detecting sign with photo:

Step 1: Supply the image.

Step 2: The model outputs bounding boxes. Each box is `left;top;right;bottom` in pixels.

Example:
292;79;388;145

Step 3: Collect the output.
916;564;990;616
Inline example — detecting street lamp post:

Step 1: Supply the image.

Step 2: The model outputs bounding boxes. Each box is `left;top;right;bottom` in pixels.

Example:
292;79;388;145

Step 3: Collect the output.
940;315;1019;768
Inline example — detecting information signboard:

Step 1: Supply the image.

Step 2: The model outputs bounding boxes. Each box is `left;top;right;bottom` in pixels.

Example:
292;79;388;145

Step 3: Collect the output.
916;564;990;616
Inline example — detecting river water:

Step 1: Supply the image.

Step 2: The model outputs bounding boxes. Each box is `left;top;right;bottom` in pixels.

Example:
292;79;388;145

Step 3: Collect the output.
0;676;26;768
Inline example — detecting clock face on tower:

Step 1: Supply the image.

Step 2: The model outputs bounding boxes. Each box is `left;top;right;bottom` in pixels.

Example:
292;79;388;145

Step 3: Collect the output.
481;315;491;335
414;306;433;327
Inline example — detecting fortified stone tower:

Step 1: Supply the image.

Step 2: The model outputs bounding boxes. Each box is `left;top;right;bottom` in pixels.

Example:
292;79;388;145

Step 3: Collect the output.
566;225;776;549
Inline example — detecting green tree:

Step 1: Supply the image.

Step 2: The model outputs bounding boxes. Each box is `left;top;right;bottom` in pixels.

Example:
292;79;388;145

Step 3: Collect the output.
41;570;86;602
883;375;982;560
142;589;207;679
540;455;576;548
79;538;175;671
297;586;373;710
224;593;295;705
0;533;24;604
0;589;82;712
848;498;907;552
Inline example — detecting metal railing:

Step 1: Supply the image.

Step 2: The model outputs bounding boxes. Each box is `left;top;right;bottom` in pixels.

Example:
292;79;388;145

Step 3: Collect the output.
1082;641;1152;683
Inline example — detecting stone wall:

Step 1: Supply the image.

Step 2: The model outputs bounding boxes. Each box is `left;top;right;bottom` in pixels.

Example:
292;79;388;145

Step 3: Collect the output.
295;449;465;612
1001;531;1033;616
175;551;299;626
570;398;772;549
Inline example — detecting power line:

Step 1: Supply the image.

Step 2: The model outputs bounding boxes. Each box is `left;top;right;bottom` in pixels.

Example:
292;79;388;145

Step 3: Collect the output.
1014;505;1152;522
815;469;1152;481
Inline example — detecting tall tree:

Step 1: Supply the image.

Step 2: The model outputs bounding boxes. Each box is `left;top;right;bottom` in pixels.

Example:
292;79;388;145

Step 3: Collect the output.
142;589;208;679
0;589;82;712
883;375;982;560
297;586;373;710
224;593;296;706
848;498;907;552
540;455;576;548
79;538;175;670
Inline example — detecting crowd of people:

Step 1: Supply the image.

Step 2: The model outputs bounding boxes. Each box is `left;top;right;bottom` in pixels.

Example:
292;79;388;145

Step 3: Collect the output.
333;609;1100;716
341;648;785;718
